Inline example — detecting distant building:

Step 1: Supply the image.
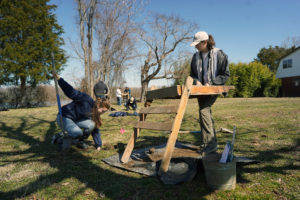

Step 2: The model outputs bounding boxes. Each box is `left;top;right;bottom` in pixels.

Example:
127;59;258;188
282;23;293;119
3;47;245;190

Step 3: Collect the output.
276;47;300;97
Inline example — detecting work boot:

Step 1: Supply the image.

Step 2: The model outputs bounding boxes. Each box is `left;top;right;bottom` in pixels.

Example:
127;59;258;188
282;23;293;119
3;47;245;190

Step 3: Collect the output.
57;136;72;152
51;132;64;144
76;140;88;149
197;143;218;154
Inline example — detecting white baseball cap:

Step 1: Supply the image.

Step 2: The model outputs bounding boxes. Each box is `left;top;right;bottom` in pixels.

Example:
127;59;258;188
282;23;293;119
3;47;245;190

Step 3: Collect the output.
130;97;134;103
190;31;209;46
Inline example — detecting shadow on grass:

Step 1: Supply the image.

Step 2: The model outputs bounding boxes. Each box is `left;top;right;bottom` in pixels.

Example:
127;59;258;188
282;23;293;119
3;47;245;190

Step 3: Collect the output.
0;115;212;200
235;134;300;185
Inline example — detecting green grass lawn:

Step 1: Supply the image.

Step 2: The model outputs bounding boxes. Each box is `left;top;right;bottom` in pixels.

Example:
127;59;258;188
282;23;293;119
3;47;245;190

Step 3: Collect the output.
0;98;299;200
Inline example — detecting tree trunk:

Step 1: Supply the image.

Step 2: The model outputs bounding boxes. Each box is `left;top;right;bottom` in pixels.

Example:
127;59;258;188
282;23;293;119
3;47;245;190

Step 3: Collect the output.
77;0;89;94
140;80;149;102
88;0;96;98
19;76;26;108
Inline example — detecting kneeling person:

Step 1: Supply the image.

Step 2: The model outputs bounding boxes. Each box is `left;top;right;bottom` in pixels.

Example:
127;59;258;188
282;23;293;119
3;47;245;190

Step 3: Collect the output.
52;72;110;151
125;97;137;111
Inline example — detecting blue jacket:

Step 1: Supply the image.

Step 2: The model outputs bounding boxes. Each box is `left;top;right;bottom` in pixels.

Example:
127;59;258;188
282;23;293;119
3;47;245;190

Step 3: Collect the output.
58;78;94;122
58;78;102;147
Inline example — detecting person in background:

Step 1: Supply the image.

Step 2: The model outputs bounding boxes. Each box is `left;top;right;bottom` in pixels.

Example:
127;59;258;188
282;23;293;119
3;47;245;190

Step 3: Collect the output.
116;88;122;106
93;81;109;99
190;31;230;154
51;73;110;151
123;86;131;103
125;96;137;111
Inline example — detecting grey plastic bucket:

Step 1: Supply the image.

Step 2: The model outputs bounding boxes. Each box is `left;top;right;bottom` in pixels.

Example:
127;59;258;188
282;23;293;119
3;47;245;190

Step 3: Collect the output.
202;153;236;190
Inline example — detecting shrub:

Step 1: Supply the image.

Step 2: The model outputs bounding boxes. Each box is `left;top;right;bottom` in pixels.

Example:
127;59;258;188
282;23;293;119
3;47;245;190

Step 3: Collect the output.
226;62;281;97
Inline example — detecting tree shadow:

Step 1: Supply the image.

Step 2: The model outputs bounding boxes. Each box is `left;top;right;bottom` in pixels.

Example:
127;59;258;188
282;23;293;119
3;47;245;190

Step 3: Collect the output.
0;115;213;200
230;132;299;184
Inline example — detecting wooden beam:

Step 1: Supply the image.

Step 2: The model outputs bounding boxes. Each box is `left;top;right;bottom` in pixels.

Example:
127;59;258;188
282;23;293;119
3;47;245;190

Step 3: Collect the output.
139;106;178;114
158;76;193;174
131;121;173;131
146;85;234;99
121;128;139;163
187;85;234;96
146;86;180;99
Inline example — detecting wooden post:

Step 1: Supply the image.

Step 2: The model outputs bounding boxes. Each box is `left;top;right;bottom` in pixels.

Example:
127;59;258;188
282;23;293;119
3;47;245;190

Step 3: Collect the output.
158;76;193;174
120;128;139;163
121;112;145;163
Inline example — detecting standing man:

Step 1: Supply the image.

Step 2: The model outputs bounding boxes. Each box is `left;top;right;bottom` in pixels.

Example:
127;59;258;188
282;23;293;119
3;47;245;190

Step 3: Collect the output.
116;88;122;106
123;87;131;103
94;81;109;99
190;31;230;154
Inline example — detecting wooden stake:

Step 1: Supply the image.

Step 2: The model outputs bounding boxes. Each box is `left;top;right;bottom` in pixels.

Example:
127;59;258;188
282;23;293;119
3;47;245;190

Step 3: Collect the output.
158;76;193;174
120;128;139;163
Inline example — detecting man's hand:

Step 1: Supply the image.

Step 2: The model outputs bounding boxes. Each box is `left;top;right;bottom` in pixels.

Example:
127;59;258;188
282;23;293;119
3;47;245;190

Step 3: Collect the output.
196;81;209;86
196;81;203;86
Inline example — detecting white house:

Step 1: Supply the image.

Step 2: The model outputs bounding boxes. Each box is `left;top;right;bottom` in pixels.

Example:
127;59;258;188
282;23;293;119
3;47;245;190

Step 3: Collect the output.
276;47;300;97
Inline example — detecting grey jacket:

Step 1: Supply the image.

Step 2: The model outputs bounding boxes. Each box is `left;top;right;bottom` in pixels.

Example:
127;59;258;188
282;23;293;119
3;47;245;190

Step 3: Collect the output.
190;48;230;85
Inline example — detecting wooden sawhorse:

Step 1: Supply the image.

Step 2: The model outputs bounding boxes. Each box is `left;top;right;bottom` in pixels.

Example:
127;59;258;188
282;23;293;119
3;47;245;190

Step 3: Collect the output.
121;76;234;175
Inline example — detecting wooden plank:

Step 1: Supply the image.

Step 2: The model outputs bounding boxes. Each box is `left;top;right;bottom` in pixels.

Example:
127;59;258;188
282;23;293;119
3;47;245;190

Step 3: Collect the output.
191;85;234;95
163;130;201;134
158;76;193;174
131;121;173;131
146;86;180;99
139;106;178;114
179;85;235;96
121;128;139;163
146;85;234;99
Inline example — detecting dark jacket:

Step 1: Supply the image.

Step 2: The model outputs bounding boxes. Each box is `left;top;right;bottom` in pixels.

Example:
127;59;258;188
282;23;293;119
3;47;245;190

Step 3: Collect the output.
126;98;137;110
190;48;230;85
58;78;94;122
58;78;102;147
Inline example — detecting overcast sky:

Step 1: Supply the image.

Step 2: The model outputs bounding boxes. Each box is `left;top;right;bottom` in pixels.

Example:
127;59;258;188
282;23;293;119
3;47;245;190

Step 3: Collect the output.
49;0;300;87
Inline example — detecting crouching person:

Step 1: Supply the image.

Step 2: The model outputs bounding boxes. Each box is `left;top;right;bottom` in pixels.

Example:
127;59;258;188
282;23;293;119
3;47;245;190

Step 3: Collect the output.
125;97;137;111
51;72;110;151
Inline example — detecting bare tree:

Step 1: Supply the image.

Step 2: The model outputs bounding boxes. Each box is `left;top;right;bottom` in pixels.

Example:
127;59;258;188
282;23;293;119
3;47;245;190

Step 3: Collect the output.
94;0;142;91
76;0;97;96
139;14;198;102
281;36;300;48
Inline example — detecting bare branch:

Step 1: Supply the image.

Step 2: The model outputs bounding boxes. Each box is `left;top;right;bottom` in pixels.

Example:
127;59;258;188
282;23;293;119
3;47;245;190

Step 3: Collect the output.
139;13;198;101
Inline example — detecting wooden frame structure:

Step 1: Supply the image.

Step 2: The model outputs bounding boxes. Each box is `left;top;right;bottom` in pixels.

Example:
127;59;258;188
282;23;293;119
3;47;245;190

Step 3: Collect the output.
121;76;234;175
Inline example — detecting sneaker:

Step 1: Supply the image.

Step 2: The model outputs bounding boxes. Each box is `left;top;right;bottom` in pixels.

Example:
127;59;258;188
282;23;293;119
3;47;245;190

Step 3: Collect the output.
51;132;64;144
76;141;88;149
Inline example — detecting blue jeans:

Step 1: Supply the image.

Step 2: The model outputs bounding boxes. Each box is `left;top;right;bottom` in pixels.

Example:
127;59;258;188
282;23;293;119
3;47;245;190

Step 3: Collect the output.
56;114;95;139
117;97;122;105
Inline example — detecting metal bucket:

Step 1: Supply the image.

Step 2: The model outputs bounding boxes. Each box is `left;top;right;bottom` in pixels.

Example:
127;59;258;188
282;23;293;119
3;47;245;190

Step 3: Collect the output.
202;153;236;190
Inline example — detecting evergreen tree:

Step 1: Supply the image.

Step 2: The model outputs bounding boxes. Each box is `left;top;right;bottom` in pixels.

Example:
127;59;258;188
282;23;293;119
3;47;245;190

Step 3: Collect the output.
0;0;67;91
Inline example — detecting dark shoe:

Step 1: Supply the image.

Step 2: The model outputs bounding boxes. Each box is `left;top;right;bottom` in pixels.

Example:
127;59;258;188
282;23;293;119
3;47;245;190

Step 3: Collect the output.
81;131;90;140
57;136;72;152
51;132;63;144
76;141;88;149
197;143;218;154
